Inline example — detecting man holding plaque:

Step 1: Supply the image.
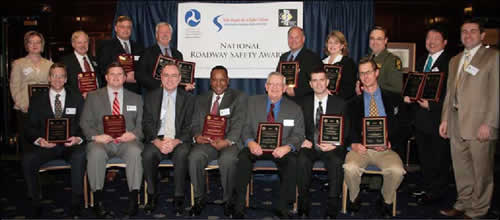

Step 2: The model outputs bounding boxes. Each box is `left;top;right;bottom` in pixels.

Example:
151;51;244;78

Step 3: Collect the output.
188;65;247;216
233;72;305;218
296;67;349;218
277;26;323;102
137;22;195;92
61;30;101;98
403;25;451;205
344;58;405;218
97;15;145;94
80;62;144;217
23;63;86;218
439;18;499;219
142;63;194;216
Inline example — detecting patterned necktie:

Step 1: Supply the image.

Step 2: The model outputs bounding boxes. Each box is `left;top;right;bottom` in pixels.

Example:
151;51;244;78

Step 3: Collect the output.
424;56;433;72
83;56;92;72
54;94;62;118
210;95;220;115
267;103;275;122
316;101;323;128
287;53;295;61
369;94;379;116
123;41;131;54
165;94;175;138
112;92;120;115
454;50;471;107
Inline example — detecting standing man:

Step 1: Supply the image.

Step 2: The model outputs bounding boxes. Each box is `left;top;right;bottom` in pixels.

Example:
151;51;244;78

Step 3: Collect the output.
142;64;194;216
136;22;195;92
80;62;144;218
297;67;349;218
233;72;305;219
404;25;451;205
344;58;406;218
439;18;499;219
97;15;145;94
60;30;101;98
277;26;323;102
23;63;86;218
188;65;247;216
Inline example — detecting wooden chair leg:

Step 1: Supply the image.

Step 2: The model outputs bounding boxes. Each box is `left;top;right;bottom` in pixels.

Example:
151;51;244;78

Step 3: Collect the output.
90;191;94;207
245;184;250;208
191;183;195;207
392;192;397;216
341;180;347;214
144;181;148;205
84;172;88;208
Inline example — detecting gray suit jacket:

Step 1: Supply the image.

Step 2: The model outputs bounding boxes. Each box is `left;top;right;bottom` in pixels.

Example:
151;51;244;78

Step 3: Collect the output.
192;88;248;149
80;87;144;141
241;95;305;149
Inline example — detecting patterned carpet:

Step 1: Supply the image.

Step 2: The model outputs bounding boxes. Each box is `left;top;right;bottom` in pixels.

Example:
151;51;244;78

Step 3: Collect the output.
0;159;498;219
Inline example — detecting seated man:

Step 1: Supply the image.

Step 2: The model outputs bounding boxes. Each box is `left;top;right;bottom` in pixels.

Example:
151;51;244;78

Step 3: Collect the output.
344;57;406;218
80;62;144;218
142;64;194;216
188;65;247;216
297;67;349;218
23;63;86;218
233;72;305;218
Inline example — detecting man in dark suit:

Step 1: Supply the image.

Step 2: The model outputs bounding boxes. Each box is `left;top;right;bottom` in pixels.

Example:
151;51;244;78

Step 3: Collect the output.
136;22;195;92
60;30;101;98
97;15;145;94
188;65;247;216
439;18;499;219
142;63;194;216
233;72;305;218
277;26;323;102
23;63;86;218
344;58;406;218
297;67;349;218
403;25;451;205
80;62;144;217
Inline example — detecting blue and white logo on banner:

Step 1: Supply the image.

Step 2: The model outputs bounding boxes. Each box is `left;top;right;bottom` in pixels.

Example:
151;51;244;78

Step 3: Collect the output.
213;15;223;32
185;9;201;27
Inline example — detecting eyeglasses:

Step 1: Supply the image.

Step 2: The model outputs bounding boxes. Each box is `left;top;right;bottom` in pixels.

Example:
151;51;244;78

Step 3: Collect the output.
359;70;375;76
161;74;179;78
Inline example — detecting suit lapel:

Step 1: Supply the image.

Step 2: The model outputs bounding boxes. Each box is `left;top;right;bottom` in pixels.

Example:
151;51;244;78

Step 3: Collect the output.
114;38;126;54
71;53;84;73
219;89;234;110
100;88;112;115
44;92;56;118
469;46;486;70
380;90;394;117
175;88;185;131
305;96;314;124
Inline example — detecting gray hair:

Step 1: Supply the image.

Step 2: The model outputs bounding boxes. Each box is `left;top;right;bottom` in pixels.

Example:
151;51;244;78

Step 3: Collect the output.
266;72;286;85
155;22;173;35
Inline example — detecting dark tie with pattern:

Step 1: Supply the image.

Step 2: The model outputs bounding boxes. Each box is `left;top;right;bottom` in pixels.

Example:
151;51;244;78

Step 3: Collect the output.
83;56;92;72
123;41;131;54
54;94;62;118
316;101;324;128
210;95;220;115
267;103;275;122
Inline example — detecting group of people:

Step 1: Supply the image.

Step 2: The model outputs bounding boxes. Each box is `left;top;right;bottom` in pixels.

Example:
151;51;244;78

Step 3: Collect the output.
9;15;498;219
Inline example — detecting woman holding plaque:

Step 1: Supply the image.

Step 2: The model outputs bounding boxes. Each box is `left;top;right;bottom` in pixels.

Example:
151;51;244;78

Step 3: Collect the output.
322;30;356;101
9;31;53;151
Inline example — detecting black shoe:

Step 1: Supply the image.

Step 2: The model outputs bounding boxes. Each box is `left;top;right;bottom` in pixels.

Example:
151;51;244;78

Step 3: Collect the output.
191;196;206;216
93;201;112;218
323;211;338;219
273;208;289;219
233;211;245;219
70;194;82;218
410;189;426;198
376;197;392;218
325;199;339;219
416;193;441;205
144;194;157;215
297;209;309;218
224;201;234;217
347;197;361;214
126;190;139;217
297;197;310;218
174;196;185;216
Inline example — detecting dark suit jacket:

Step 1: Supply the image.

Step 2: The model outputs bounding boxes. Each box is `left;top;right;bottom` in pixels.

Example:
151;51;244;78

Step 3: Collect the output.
192;88;248;148
299;94;350;147
348;88;402;149
25;89;84;144
136;44;183;91
412;51;451;133
142;87;194;143
241;95;305;150
277;48;323;99
60;53;101;96
96;38;145;93
328;56;357;101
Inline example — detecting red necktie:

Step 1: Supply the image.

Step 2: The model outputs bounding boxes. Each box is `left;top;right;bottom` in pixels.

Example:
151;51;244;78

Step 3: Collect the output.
267;103;275;122
112;92;120;115
210;95;220;115
83;56;92;72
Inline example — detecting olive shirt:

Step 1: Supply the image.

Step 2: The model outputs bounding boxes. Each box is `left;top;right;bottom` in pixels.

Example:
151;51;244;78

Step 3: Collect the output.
371;49;403;94
9;57;53;112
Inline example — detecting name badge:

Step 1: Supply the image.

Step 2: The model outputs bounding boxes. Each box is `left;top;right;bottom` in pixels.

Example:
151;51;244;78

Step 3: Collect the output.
127;105;137;111
65;108;76;115
465;65;479;76
23;67;34;76
283;119;294;127
431;67;440;72
134;56;140;61
220;108;230;116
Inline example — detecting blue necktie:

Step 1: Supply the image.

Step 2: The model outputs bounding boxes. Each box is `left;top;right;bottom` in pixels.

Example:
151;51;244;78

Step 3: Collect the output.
424;56;433;72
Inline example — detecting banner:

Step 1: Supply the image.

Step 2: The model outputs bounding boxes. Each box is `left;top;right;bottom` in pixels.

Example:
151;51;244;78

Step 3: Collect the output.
178;2;303;78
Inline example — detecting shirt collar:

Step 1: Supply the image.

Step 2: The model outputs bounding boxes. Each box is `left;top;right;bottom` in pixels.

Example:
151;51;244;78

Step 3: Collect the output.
74;51;88;60
429;49;444;61
49;88;66;98
465;44;482;58
163;88;177;97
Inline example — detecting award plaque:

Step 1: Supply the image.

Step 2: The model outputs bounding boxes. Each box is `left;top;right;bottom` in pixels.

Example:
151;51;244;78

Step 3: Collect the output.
421;72;444;102
77;72;98;93
103;115;126;138
117;53;134;73
323;65;343;94
402;73;425;100
152;55;177;80
257;122;283;153
202;114;227;140
362;117;388;149
319;115;344;145
45;118;69;143
279;61;299;88
177;60;195;85
28;84;50;98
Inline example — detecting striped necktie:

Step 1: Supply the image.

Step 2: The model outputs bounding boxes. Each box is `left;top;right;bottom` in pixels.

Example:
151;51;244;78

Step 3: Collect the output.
112;92;120;115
